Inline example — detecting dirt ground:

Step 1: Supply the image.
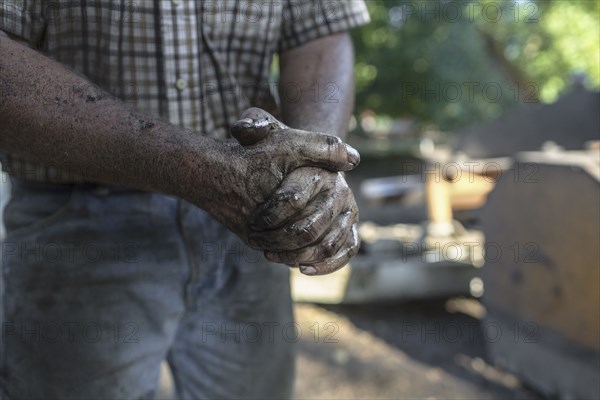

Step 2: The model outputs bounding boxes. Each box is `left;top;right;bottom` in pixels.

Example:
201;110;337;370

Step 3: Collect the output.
293;300;542;400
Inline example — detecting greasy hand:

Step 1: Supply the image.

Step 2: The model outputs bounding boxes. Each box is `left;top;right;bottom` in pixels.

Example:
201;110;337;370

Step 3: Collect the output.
203;108;359;247
249;167;359;276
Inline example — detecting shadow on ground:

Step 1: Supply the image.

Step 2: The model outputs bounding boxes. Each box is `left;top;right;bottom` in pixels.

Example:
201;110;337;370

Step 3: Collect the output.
293;300;542;399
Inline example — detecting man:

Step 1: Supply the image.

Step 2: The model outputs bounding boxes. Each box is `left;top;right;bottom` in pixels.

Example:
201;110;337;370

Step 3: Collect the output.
0;0;369;398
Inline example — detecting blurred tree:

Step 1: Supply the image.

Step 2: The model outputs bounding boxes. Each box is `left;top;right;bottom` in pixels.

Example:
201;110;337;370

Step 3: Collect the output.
352;0;600;132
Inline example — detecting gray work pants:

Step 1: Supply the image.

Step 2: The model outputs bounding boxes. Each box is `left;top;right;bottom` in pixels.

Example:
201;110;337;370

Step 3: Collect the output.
0;180;295;399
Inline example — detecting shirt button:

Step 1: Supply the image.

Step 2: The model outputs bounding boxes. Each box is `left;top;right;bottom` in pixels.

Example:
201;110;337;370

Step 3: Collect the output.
175;78;188;91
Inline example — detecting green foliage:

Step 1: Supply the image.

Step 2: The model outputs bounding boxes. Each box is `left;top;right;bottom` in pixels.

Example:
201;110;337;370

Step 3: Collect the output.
479;0;600;101
352;0;600;132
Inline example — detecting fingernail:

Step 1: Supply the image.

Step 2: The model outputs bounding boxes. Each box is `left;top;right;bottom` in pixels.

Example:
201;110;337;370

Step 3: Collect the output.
301;266;318;276
231;118;254;134
346;146;360;166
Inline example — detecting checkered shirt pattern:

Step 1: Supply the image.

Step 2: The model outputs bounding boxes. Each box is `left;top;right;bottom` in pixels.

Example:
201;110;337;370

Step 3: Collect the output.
0;0;370;183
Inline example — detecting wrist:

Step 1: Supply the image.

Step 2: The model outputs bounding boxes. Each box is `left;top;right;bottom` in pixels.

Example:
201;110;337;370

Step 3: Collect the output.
158;133;248;231
155;131;223;197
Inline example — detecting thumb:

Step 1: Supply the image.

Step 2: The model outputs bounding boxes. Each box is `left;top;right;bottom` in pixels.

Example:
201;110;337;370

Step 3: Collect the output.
230;108;287;146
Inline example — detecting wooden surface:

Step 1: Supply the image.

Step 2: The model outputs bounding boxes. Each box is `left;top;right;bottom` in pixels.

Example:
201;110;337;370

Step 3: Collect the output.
481;159;600;350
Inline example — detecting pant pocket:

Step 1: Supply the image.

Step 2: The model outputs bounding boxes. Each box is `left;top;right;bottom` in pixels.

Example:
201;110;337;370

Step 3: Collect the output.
2;181;76;237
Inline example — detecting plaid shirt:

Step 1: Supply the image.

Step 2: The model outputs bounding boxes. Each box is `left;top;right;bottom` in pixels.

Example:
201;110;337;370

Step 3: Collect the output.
0;0;369;182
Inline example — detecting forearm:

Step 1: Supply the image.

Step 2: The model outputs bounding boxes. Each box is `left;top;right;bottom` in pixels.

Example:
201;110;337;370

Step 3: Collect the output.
279;33;355;138
1;30;361;246
0;30;230;200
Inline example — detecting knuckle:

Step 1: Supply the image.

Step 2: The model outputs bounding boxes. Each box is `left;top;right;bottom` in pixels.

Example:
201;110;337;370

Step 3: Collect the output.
349;229;360;256
256;214;275;228
303;225;320;243
339;176;350;188
285;222;307;242
273;189;290;201
349;240;360;257
297;222;320;244
325;136;344;161
340;186;352;200
343;209;353;222
326;135;343;146
286;192;305;210
321;240;338;259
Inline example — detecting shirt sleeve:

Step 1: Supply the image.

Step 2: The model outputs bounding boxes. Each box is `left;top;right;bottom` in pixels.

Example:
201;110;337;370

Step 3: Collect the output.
0;0;45;47
279;0;370;52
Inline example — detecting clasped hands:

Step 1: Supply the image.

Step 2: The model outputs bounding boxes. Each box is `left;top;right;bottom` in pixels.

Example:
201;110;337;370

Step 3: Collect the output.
227;108;359;276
